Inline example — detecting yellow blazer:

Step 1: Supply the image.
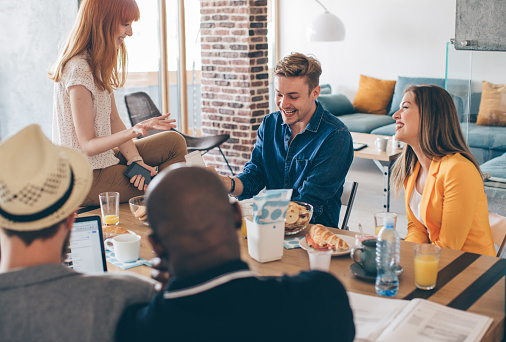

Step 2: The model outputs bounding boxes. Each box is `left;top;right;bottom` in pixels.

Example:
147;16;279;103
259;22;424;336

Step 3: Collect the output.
404;153;495;256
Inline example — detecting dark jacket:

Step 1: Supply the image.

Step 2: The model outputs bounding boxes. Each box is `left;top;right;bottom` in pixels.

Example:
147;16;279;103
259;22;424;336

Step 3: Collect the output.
116;260;355;342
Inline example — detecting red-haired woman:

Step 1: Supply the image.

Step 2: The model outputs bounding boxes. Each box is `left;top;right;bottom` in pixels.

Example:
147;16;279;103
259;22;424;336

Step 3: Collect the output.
50;0;187;206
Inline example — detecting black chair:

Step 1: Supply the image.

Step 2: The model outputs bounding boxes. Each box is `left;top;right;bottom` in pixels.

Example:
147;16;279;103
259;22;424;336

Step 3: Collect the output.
340;181;358;230
124;92;235;175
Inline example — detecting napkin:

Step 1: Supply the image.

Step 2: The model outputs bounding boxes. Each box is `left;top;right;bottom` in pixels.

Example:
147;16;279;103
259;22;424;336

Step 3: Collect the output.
106;250;152;270
251;189;292;224
284;236;303;250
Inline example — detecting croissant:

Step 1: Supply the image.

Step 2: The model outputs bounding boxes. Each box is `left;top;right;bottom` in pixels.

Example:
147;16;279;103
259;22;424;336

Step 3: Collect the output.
309;224;349;251
102;226;129;235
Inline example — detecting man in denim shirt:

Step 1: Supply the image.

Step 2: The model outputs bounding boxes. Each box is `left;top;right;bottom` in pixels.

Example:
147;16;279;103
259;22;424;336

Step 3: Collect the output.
219;53;353;228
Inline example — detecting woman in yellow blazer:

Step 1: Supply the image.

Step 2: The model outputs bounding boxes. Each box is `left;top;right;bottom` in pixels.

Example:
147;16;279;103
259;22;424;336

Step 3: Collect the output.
391;85;495;256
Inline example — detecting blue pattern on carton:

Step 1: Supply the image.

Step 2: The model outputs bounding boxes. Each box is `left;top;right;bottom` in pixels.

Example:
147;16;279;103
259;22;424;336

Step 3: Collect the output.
252;201;289;224
251;189;292;224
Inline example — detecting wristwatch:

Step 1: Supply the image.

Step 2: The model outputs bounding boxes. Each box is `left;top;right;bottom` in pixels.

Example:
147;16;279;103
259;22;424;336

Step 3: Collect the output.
228;176;236;194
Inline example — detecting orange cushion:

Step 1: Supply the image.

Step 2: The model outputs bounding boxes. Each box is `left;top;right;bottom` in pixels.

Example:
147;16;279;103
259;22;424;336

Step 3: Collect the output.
476;81;506;127
352;75;396;115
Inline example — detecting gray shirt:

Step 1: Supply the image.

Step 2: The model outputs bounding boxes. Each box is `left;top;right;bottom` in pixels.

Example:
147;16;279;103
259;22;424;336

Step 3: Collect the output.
0;264;156;342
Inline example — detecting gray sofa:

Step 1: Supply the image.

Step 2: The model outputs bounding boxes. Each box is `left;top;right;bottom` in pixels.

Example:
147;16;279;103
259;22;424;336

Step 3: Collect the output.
318;76;506;169
318;77;506;215
371;92;506;166
317;93;396;133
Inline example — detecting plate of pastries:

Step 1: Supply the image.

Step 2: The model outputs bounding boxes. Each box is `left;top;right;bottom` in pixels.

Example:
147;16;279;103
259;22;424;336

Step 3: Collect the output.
299;224;354;256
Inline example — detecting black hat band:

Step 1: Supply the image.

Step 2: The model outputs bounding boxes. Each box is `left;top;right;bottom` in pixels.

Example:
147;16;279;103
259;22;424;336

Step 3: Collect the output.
0;170;75;223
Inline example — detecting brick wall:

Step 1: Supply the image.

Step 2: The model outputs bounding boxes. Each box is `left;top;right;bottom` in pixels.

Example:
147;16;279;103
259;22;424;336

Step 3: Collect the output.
200;0;270;176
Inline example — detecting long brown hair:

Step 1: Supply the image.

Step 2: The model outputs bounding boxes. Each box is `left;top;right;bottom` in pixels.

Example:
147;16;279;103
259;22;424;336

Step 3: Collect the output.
391;84;481;194
49;0;140;93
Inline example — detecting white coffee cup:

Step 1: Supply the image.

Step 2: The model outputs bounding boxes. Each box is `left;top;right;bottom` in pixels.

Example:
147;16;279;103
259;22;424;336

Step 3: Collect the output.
375;137;389;152
105;234;141;262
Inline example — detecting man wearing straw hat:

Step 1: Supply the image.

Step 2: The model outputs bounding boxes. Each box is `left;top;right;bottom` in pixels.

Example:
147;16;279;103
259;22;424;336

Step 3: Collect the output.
0;125;155;342
115;165;355;342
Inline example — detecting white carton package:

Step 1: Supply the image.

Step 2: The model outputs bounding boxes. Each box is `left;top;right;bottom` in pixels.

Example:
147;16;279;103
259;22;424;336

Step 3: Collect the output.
246;217;285;263
246;189;292;263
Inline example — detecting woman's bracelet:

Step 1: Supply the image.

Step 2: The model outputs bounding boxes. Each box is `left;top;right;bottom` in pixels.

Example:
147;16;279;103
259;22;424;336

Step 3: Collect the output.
228;176;236;194
127;155;143;166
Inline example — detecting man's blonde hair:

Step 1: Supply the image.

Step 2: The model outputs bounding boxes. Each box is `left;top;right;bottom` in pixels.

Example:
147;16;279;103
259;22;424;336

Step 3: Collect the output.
274;53;322;93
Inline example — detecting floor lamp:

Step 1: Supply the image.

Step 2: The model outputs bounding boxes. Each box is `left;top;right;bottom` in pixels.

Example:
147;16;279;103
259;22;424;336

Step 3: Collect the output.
307;0;346;42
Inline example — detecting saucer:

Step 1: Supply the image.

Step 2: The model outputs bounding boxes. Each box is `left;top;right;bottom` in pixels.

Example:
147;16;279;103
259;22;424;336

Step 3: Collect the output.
350;263;376;282
350;263;403;282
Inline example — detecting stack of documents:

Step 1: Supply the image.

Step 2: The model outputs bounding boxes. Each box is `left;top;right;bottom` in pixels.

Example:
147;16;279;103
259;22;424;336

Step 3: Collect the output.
348;292;493;342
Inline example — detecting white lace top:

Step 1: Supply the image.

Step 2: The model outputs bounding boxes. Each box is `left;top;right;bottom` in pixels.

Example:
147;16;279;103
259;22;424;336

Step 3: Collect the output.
52;53;119;170
409;186;426;227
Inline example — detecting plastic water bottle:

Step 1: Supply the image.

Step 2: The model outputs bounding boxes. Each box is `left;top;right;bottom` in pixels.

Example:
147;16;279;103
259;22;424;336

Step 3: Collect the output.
375;216;400;297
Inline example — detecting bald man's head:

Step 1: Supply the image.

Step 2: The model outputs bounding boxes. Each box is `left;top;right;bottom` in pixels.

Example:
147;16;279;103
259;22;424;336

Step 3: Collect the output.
145;165;241;276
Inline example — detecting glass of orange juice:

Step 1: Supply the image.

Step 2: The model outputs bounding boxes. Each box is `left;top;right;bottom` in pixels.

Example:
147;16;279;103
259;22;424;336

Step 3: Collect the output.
374;212;397;235
239;199;254;239
241;216;253;238
414;243;441;290
99;192;120;227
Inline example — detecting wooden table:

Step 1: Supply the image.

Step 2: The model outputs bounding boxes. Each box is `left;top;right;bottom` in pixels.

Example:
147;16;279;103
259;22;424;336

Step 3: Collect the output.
79;204;156;279
351;132;403;211
80;204;505;342
241;228;505;342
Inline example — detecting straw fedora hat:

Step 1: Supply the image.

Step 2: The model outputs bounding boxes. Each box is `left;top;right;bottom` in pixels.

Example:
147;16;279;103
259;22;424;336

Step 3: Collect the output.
0;125;92;231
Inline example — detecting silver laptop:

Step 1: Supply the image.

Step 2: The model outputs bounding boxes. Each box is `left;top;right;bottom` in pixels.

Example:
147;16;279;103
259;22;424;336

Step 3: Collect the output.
63;215;107;273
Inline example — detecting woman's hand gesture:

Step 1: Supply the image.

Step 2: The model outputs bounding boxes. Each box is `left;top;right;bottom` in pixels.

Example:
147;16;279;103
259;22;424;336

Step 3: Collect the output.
132;113;176;137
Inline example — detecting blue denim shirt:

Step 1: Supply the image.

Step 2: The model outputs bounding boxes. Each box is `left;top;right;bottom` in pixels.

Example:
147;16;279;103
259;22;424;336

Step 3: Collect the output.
237;100;353;228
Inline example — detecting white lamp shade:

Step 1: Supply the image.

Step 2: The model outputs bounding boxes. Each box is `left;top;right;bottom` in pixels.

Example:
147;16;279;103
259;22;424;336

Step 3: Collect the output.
307;12;346;42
